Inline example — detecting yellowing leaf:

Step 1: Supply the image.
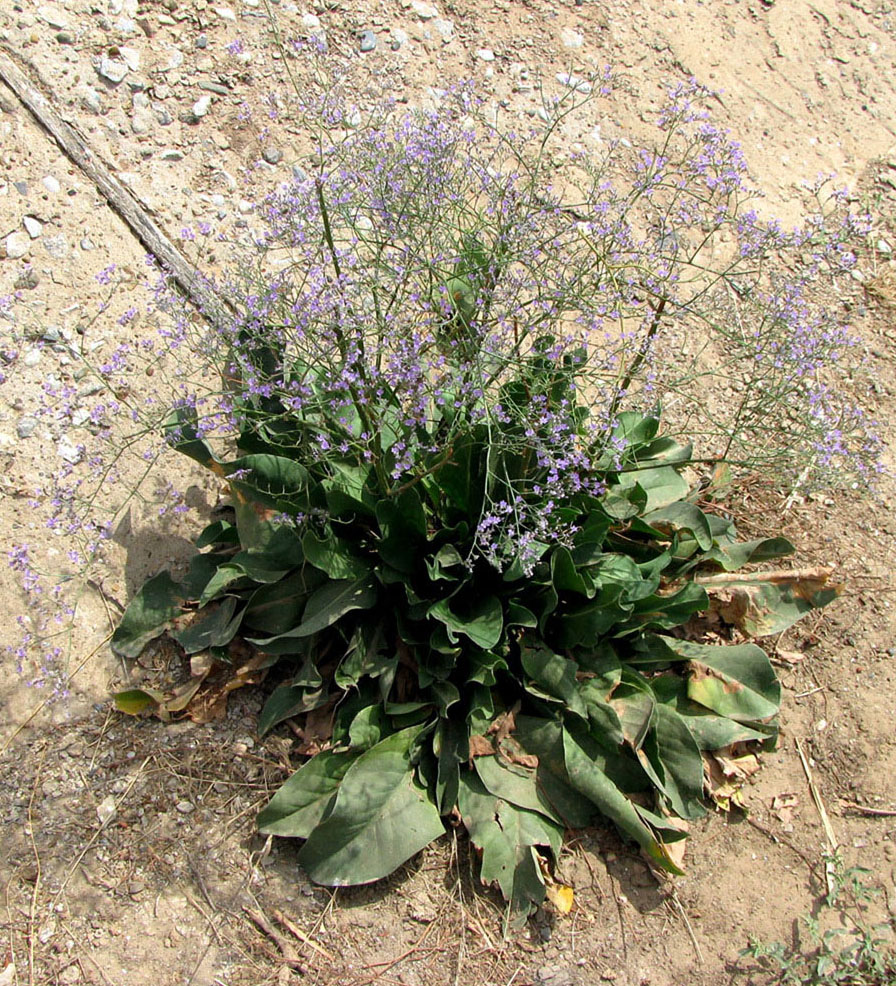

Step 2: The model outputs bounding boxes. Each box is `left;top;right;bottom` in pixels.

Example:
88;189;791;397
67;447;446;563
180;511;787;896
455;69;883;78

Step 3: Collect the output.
545;881;575;914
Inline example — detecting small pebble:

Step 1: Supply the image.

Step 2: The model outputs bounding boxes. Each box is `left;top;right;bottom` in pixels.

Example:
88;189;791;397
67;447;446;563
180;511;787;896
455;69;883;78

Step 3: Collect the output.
43;234;69;259
358;30;376;52
96;55;128;83
561;26;584;47
56;31;74;44
42;175;61;194
96;794;117;826
5;232;30;259
411;0;437;19
192;94;212;118
160;149;184;161
16;417;38;439
476;48;495;61
14;181;28;196
80;237;96;251
195;34;208;48
262;146;283;165
433;18;454;40
390;28;408;49
175;800;196;814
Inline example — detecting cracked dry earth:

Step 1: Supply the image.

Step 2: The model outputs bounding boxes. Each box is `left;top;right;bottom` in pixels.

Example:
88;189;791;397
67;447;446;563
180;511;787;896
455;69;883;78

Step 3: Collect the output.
1;0;896;984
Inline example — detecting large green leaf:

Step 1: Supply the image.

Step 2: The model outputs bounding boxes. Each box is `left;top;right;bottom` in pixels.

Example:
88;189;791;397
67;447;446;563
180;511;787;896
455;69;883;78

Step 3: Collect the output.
640;704;705;819
297;725;445;886
243;569;322;636
171;596;242;654
458;770;559;930
650;675;775;749
520;646;587;718
562;722;683;875
303;531;371;580
617;465;689;512
428;593;503;650
644;502;713;550
273;576;378;641
657;637;780;722
474;755;562;823
257;750;360;837
111;571;186;658
513;716;596;828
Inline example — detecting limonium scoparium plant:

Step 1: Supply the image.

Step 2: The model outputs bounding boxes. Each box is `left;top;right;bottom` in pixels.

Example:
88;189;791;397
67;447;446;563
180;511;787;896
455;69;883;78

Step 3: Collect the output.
7;68;880;928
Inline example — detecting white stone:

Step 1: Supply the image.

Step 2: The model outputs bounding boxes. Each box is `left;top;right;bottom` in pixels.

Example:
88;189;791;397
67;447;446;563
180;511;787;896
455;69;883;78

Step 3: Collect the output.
4;232;29;258
433;17;454;40
37;5;69;28
214;5;237;19
42;175;61;194
43;235;69;258
301;12;321;28
120;47;141;71
193;95;212;118
411;0;438;20
877;238;892;254
476;48;495;62
23;216;42;239
166;49;184;71
556;72;592;94
96;794;117;826
96;55;128;83
561;27;584;48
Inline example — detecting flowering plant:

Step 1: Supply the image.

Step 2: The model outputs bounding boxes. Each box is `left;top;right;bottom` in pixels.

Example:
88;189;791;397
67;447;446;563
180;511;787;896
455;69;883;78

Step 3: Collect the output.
85;76;873;926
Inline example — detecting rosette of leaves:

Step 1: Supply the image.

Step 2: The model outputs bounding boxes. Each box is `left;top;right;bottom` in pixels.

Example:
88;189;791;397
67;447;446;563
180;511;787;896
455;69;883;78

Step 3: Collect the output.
112;355;836;930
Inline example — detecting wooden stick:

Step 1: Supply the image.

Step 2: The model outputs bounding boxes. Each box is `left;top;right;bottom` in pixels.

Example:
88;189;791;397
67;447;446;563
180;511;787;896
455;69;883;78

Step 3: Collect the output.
795;738;838;851
0;44;232;326
243;906;304;971
840;801;896;818
695;567;834;586
269;906;336;962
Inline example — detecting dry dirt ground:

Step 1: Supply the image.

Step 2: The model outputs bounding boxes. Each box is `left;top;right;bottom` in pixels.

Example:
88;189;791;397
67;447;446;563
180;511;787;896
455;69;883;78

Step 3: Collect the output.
2;1;896;984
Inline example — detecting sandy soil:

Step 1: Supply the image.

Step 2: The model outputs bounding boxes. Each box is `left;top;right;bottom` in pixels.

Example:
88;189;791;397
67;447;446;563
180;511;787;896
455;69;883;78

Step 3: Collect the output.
1;1;896;984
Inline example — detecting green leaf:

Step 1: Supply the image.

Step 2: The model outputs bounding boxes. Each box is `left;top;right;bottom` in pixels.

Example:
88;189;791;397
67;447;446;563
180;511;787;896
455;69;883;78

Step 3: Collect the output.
257;750;360;837
550;546;591;597
288;576;379;640
474;755;561;823
113;687;165;715
458;770;558;930
303;531;371;580
349;705;389;750
257;681;328;737
617;466;689;512
226;454;311;508
243;569;322;636
640;704;706;819
554;583;631;648
376;489;427;573
562;722;683;875
434;717;468;813
650;675;774;749
297;725;445;886
111;571;185;658
171;596;241;654
702;536;795;572
520;646;587;718
644;502;713;551
163;406;219;470
654;637;780;722
513;716;596;828
428;593;503;650
195;519;238;549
